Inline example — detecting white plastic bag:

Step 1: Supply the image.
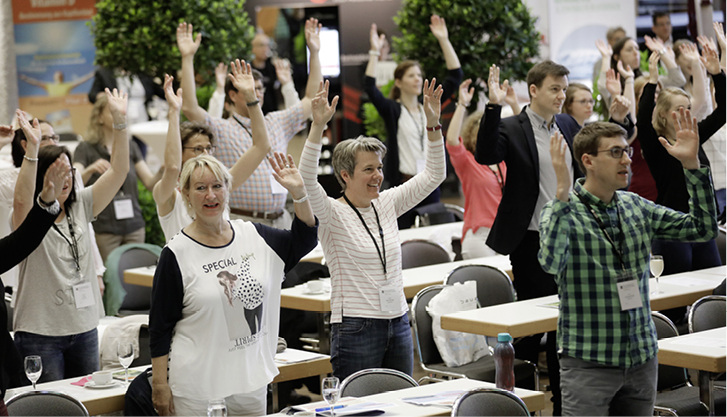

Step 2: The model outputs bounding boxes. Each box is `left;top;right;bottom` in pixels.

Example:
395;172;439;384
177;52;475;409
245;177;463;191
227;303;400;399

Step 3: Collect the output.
426;281;490;367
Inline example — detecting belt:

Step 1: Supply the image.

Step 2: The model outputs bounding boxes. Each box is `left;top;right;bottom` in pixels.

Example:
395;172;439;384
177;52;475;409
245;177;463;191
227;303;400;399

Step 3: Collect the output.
230;207;284;220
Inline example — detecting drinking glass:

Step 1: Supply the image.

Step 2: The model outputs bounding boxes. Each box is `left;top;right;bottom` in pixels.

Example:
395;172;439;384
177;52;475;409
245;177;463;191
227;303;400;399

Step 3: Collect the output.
321;376;340;416
117;341;135;385
650;255;664;294
24;355;42;390
207;399;227;417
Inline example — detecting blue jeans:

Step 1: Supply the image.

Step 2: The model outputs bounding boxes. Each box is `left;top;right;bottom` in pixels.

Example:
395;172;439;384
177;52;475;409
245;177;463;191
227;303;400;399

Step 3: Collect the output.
14;329;99;383
330;315;413;381
560;355;657;416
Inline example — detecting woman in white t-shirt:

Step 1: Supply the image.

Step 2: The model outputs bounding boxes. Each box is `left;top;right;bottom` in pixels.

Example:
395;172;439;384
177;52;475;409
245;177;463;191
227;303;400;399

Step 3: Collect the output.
153;63;270;242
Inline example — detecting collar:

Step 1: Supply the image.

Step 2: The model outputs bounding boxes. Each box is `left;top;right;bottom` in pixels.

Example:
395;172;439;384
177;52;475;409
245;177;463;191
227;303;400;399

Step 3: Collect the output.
574;178;617;208
525;106;555;130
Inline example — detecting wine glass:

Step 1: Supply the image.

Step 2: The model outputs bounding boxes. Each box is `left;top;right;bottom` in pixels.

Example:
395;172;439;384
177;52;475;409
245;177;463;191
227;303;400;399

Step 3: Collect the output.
207;399;227;417
321;376;340;416
650;255;664;294
117;341;135;385
24;355;42;390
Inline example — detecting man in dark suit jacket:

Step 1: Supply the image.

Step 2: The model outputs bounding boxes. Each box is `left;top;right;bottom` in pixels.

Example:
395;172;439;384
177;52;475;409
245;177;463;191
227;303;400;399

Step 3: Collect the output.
475;61;633;415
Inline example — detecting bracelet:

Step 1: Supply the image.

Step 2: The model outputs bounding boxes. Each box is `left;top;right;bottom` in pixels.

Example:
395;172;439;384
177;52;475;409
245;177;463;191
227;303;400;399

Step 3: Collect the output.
293;194;309;204
113;122;127;130
457;102;471;107
426;124;442;132
660;48;667;55
368;50;380;56
246;100;260;107
23;155;38;162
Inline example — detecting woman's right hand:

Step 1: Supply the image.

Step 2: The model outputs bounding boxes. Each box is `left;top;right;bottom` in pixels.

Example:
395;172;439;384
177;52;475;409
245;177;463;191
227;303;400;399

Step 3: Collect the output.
163;74;183;112
16;109;40;148
487;64;508;105
152;382;175;416
39;155;71;203
369;23;385;52
595;39;612;58
176;22;201;58
311;80;339;126
458;79;474;107
648;51;660;84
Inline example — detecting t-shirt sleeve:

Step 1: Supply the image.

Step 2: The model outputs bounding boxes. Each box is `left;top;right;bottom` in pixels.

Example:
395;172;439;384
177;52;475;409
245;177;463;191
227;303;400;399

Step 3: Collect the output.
149;247;184;357
252;216;319;274
73;142;93;167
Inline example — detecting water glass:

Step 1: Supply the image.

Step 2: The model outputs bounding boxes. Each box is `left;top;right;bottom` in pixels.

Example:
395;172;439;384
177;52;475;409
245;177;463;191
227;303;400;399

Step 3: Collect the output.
321;376;340;416
24;355;42;390
207;398;227;417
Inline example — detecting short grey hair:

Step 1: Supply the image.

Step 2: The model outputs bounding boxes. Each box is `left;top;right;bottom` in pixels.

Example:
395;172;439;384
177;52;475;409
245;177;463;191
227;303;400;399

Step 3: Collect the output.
332;136;387;190
179;154;232;218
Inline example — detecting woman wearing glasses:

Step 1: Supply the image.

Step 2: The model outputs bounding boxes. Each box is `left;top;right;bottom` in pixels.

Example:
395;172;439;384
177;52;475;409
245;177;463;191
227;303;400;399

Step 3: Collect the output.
562;84;594;128
73;89;159;261
153;61;270;242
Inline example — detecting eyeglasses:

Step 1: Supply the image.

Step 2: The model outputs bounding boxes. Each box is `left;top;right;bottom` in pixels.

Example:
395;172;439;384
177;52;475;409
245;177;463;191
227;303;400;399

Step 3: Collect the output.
183;145;216;155
574;99;595;105
41;134;60;142
592;146;633;159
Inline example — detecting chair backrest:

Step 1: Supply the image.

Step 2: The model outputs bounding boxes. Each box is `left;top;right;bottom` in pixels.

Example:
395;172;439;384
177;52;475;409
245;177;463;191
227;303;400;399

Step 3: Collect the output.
5;293;12;331
717;228;726;266
6;390;89;416
652;312;689;391
413;202;458;227
411;285;446;366
444;264;516;308
401;240;451;269
114;244;161;311
451;388;529;416
131;324;151;367
688;295;726;333
339;368;418;397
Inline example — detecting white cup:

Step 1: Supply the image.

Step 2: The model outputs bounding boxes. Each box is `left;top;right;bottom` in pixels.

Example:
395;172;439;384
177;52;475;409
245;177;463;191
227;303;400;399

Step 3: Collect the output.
306;280;323;293
319;277;332;291
294;412;315;417
92;370;112;385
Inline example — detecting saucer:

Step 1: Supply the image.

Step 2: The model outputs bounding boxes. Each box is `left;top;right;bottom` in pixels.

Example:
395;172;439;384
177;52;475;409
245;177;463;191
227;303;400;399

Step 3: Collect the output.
303;289;325;295
84;380;121;389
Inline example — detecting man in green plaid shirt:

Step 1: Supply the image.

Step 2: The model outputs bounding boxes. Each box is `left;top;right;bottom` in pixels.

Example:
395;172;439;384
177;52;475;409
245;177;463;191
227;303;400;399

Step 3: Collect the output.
538;113;718;415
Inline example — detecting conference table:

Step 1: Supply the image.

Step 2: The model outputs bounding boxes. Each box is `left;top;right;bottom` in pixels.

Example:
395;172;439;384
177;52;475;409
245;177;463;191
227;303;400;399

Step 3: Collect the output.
440;265;726;338
657;327;726;415
3;349;331;415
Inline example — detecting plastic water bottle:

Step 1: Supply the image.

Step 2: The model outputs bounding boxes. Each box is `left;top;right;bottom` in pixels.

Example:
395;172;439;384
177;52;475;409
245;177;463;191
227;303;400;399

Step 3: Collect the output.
494;332;515;391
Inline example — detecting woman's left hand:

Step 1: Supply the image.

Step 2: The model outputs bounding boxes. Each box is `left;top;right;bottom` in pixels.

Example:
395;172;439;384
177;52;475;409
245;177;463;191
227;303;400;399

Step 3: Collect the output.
269;152;305;197
105;88;128;121
422;78;444;128
429;15;448;41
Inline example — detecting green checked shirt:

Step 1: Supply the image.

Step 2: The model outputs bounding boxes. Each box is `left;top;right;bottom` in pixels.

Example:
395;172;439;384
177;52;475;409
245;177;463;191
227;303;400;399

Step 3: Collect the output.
538;167;718;368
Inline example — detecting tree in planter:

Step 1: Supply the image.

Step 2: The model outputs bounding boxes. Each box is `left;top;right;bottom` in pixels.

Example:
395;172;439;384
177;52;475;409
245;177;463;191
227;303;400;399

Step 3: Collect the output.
90;0;254;85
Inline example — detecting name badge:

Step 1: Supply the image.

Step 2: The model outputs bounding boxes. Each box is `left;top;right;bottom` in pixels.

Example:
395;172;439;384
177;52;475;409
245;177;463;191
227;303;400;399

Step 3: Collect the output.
270;175;288;195
113;198;134;220
616;271;642;311
379;284;399;312
415;159;426;174
73;282;95;309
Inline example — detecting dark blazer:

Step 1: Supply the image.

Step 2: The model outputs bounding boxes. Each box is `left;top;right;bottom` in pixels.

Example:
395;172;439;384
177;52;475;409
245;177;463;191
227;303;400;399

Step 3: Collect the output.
88;67;165;110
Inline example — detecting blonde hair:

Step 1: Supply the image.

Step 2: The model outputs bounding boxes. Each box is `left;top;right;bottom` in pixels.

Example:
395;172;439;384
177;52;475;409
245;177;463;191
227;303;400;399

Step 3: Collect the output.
179;154;232;218
85;94;107;145
652;87;690;136
461;110;484;154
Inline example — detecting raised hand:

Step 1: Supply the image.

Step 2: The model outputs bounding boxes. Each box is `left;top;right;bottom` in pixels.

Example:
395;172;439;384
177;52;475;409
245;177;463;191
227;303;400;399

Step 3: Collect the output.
644;35;665;53
268;152;305;197
714;22;726;54
487;64;509;105
310;80;339;126
595;39;613;58
504;84;520;111
648;51;660;83
85;159;111;176
273;58;293;85
678;42;701;75
458;79;474;107
549;131;571;201
429;14;449;41
369;23;385;52
305;18;322;53
104;88;128;122
16;109;40;147
609;95;631;122
659;107;699;169
228;59;256;102
40;154;72;203
214;62;228;88
176;22;202;57
700;42;721;75
696;35;717;55
605;68;622;97
616;60;634;80
163;74;182;111
422;77;444;127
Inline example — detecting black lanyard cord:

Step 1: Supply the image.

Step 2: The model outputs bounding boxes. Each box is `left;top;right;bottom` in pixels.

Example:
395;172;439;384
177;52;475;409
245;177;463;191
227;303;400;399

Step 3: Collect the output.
232;114;252;138
52;208;81;272
342;193;387;275
574;190;626;271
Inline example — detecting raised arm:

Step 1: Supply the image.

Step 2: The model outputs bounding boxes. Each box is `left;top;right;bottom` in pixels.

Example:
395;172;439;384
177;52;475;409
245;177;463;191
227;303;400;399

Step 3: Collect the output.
596;39;613;101
274;58;300;109
90;89;131;216
18;74;46;88
176;22;206;122
207;62;228;118
429;15;460;70
659;108;700;170
69;71;95;89
550;131;572;202
12;110;42;230
680;43;709;119
227;59;272;190
268;152;314;226
712;22;726;71
364;23;386;78
152;75;184;217
446;79;473;147
300;18;323;118
616;61;636;122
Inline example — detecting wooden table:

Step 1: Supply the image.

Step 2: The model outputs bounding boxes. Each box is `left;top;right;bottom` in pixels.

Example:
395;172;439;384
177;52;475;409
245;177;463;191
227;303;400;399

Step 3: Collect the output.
441;266;726;338
657;327;726;415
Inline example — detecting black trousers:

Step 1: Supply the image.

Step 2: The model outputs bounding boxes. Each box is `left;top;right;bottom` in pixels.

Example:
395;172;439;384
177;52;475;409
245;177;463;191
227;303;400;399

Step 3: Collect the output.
510;231;561;415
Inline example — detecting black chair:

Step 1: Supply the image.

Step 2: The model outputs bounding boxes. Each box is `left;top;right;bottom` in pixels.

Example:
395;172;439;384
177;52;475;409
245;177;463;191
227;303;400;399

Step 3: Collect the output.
716;228;725;266
131;324;151;367
124;367;157;416
444;264;517;307
652;312;709;416
6;390;89;416
339;368;418;397
451;387;529;416
688;295;726;333
410;285;537;389
401;239;451;269
413;202;464;227
108;244;161;316
5;293;12;331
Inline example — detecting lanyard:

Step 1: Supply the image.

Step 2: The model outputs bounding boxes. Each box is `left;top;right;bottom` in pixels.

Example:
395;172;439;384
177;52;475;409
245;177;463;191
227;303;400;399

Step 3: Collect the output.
489;164;505;192
232;114;252;137
574;190;627;271
402;103;425;151
52;208;81;272
342;193;387;275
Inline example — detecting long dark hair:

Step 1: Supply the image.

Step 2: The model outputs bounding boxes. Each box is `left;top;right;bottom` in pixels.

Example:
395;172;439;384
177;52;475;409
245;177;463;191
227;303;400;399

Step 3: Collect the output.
35;146;76;212
390;60;421;100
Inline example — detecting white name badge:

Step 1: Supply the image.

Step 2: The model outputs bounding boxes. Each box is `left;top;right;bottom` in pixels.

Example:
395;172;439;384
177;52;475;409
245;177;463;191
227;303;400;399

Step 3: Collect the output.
616;272;642;311
73;282;95;309
415;159;426;174
270;175;288;195
113;198;134;220
379;284;400;312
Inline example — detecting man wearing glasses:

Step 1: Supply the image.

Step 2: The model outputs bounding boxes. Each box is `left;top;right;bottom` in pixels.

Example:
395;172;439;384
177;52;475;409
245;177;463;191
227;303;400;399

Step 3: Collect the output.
538;119;718;415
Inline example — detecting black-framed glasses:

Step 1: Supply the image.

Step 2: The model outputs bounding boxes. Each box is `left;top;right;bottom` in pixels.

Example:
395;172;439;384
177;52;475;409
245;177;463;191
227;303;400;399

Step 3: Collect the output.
593;146;633;159
41;134;60;143
575;99;595;105
183;145;216;155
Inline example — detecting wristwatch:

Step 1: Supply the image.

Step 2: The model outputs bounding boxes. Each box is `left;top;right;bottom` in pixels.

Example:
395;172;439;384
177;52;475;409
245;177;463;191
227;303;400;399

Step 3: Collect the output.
37;194;61;215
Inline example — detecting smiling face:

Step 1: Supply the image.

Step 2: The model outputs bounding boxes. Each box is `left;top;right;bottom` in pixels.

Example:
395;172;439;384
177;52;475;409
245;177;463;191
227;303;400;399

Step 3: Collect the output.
530;74;568;119
395;65;423;98
185;166;228;220
584;135;632;193
341;151;384;207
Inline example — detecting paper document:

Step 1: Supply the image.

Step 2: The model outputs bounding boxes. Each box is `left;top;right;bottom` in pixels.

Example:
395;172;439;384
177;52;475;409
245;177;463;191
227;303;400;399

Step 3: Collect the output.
274;349;327;364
